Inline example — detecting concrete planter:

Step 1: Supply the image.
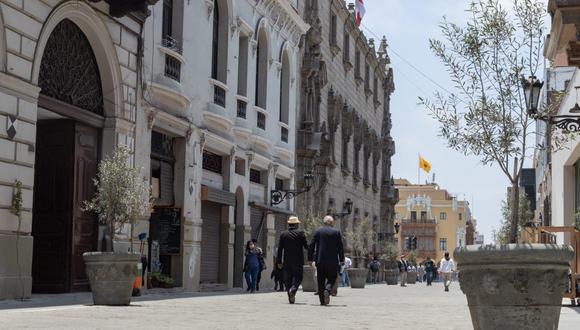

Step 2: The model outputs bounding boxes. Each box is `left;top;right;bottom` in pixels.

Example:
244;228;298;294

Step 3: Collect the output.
83;252;140;306
406;271;417;284
384;268;399;285
455;244;574;330
302;265;317;292
348;268;368;288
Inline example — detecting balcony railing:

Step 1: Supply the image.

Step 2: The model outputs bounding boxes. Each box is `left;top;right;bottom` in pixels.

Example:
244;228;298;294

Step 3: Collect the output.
281;126;288;142
164;53;181;82
214;84;226;107
401;218;436;225
237;99;247;119
257;112;266;130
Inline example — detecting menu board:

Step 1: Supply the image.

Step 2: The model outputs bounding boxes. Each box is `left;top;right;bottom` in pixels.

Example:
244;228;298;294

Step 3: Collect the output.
150;208;181;255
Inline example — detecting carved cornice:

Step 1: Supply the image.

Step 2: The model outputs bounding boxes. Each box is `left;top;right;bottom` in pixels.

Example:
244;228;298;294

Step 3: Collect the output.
254;0;309;46
88;0;159;21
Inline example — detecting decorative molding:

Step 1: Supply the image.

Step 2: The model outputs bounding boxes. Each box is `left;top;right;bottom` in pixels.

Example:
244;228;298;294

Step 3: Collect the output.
147;109;157;130
205;0;214;19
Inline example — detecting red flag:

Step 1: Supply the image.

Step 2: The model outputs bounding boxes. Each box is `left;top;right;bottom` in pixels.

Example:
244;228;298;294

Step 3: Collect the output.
355;0;366;27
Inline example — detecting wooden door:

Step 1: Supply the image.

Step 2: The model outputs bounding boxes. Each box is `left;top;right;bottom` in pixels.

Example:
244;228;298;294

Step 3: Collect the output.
32;120;75;293
71;123;99;291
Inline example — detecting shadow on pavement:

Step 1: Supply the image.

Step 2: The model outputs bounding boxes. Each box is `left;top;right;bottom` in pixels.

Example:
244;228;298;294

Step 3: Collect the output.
0;288;278;311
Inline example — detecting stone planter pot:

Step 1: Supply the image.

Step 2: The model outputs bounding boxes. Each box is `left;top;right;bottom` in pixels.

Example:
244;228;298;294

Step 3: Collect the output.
455;244;574;330
302;265;317;292
348;268;368;288
406;271;417;284
83;252;140;306
384;268;399;285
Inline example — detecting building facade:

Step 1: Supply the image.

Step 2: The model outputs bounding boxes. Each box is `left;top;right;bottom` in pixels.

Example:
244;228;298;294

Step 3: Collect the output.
0;0;155;300
294;0;396;252
394;179;472;263
139;0;307;291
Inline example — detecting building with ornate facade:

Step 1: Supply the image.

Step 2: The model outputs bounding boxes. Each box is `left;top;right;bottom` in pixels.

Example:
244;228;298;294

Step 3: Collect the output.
0;0;155;300
394;179;472;263
138;0;307;291
294;0;396;252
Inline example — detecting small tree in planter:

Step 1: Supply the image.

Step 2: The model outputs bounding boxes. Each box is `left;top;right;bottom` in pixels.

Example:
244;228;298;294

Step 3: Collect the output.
383;242;399;285
300;212;323;292
406;250;418;284
81;147;152;305
345;217;376;288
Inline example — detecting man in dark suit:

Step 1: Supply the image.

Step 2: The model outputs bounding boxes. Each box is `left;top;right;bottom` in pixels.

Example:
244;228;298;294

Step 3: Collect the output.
277;216;309;304
398;254;409;287
308;215;345;306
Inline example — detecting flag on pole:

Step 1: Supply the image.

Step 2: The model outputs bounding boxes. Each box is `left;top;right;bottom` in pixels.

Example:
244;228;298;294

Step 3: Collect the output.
355;0;366;27
419;155;432;174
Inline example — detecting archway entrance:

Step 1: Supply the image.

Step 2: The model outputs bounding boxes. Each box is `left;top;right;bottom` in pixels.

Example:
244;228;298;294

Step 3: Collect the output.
31;19;104;293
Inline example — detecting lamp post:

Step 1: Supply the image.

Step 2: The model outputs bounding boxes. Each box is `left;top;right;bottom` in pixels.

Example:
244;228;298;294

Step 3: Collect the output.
270;171;314;206
330;198;354;218
394;222;400;234
522;75;580;131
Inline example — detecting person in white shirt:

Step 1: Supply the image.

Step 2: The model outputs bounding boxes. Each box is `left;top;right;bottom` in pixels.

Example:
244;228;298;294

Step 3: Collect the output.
439;252;455;292
341;256;352;287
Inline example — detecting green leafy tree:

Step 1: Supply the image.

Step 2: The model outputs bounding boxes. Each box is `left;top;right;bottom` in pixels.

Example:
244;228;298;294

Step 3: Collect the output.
346;217;377;268
420;0;545;243
82;147;152;252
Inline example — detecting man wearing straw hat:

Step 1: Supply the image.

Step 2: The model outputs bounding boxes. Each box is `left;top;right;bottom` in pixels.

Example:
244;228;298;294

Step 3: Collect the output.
277;216;309;304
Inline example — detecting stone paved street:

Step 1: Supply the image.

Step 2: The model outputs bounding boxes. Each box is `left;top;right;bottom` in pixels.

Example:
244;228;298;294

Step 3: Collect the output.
0;282;579;329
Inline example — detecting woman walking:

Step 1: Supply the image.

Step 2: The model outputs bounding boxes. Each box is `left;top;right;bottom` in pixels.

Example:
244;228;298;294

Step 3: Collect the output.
244;240;262;293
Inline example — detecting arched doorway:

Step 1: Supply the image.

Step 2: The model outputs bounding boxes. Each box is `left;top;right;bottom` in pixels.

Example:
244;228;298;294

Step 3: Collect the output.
233;187;245;288
31;19;104;293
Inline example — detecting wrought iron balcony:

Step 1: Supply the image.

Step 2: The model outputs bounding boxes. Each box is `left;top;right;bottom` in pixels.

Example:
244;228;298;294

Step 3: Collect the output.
213;85;226;107
401;218;437;225
164;53;181;82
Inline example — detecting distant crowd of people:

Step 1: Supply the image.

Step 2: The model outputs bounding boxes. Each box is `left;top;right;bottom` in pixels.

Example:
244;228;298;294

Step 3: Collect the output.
397;252;456;291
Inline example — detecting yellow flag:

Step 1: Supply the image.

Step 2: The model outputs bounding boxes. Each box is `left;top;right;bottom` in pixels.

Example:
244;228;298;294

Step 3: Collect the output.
419;155;432;173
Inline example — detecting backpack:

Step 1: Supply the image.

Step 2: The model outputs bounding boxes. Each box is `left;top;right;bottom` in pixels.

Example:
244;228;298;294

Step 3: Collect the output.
370;260;379;272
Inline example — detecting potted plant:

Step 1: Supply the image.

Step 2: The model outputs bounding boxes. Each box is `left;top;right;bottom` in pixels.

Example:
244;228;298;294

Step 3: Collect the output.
346;217;376;288
383;242;399;285
300;212;322;292
81;147;152;305
406;250;418;284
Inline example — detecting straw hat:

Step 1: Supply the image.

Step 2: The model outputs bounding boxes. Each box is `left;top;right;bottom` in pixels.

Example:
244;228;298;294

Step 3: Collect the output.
288;216;300;224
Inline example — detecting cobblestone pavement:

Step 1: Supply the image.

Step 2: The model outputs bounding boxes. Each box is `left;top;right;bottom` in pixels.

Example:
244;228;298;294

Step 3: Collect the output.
0;282;578;329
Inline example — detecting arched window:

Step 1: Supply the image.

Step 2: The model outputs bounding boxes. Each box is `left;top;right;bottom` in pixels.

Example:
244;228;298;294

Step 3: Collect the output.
211;0;228;83
255;27;268;109
279;51;290;124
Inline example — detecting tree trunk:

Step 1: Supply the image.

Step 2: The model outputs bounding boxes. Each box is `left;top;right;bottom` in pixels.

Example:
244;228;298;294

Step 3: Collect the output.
509;181;519;244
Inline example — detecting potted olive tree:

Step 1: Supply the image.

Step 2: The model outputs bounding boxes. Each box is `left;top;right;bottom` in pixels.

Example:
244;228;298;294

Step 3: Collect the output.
346;217;375;288
383;242;399;285
82;147;152;305
406;250;418;284
423;1;575;327
300;213;322;292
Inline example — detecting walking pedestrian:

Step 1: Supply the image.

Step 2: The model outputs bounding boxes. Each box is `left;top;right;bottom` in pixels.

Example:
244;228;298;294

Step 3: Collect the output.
397;254;408;287
276;216;309;304
368;256;381;284
308;215;345;306
251;238;266;291
341;256;352;287
244;240;262;293
439;252;455;292
424;256;435;286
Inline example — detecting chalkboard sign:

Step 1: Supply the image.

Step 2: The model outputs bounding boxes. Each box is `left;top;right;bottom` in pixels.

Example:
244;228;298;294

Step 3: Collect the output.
150;208;181;255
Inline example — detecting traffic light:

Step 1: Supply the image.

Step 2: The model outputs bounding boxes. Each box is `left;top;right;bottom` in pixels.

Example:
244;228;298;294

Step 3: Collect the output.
411;236;418;250
405;237;411;250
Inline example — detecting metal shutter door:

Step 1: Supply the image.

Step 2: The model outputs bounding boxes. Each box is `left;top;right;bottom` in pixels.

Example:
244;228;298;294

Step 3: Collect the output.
250;207;266;251
201;201;221;283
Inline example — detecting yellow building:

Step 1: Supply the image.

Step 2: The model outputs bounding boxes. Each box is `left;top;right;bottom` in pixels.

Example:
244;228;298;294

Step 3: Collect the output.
394;179;472;263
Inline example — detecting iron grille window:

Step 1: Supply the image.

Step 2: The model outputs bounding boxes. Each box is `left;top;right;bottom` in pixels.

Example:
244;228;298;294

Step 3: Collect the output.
162;0;173;40
281;126;288;143
440;212;447;220
250;169;261;184
214;85;226;107
202;150;223;174
257;112;266;130
421;211;427;220
440;238;447;252
211;0;219;79
151;131;175;160
411;211;417;220
237;99;247;118
330;14;337;45
164;54;181;82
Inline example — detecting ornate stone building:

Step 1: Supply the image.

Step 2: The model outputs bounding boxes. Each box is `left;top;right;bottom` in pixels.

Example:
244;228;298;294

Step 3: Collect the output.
295;0;396;251
0;0;155;300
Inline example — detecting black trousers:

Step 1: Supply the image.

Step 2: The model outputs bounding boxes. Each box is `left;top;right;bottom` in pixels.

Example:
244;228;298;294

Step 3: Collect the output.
284;265;303;292
316;263;339;304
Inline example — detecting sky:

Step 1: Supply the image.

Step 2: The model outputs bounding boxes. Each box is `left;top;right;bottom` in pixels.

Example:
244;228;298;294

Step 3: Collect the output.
361;0;547;243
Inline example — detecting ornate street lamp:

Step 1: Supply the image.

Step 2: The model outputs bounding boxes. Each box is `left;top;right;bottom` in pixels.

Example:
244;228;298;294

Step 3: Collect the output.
522;75;580;131
270;171;314;206
329;198;354;218
394;222;400;234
